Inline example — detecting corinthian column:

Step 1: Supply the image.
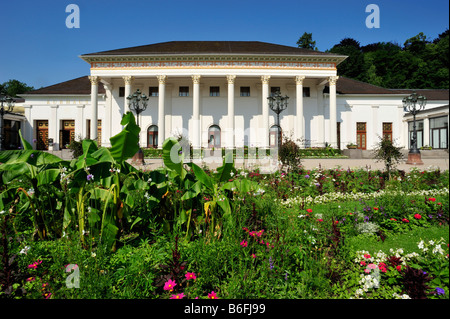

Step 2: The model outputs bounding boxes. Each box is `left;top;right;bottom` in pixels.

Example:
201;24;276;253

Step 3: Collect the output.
227;75;236;149
123;76;133;114
295;75;306;143
192;75;201;149
157;75;167;148
261;75;270;148
328;76;339;148
89;75;99;142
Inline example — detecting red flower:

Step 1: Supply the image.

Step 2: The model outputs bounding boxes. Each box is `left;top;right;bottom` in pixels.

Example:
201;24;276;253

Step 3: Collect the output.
390;218;397;221
373;207;379;210
396;265;402;272
306;209;313;213
360;261;366;266
402;218;409;223
428;197;436;202
364;254;371;259
414;213;422;219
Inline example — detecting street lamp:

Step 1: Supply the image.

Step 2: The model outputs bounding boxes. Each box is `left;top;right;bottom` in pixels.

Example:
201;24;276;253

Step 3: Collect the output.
127;89;149;165
0;94;15;151
403;91;427;165
268;90;289;147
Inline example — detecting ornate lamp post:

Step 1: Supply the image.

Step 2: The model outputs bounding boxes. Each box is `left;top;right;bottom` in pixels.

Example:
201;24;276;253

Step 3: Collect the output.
403;91;427;165
268;90;289;147
127;89;149;165
0;94;15;151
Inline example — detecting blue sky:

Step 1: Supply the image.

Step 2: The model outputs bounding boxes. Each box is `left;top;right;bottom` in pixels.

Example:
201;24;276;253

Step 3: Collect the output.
1;0;448;89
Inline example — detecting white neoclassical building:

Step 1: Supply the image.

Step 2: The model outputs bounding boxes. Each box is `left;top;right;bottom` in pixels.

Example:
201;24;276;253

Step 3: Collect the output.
19;41;449;153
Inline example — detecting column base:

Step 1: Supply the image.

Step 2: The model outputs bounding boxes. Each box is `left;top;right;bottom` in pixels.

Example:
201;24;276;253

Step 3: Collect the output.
406;152;424;165
131;148;145;165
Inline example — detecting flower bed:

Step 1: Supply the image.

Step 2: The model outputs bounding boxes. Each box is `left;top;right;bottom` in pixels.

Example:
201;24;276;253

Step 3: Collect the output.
0;120;448;300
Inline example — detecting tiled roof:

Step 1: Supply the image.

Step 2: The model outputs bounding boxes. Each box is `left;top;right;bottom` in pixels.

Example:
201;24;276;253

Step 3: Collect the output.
81;41;342;57
326;77;403;95
392;89;449;101
22;76;105;95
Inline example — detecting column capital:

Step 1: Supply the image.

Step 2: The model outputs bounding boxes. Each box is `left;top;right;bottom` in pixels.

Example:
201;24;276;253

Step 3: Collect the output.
328;76;339;86
261;75;271;84
122;76;134;85
157;75;167;84
192;75;201;84
88;75;99;85
226;75;236;84
295;75;306;85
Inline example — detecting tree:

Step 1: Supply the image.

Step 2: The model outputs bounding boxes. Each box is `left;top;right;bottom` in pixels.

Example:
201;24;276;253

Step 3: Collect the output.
329;38;367;81
0;80;34;97
296;32;317;50
372;136;404;180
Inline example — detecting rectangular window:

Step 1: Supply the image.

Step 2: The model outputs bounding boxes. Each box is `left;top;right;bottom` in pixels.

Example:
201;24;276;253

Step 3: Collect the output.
149;87;159;97
382;122;393;142
303;87;310;97
430;116;448;149
119;87;125;97
209;86;220;97
356;122;367;150
240;86;250;97
179;86;189;97
408;120;424;149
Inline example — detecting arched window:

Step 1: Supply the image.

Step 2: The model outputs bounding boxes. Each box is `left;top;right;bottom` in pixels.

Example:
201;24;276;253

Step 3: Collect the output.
147;125;158;148
208;125;221;148
269;125;282;147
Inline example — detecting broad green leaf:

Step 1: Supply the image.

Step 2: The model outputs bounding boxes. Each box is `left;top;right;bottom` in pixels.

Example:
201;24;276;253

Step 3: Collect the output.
162;137;186;178
181;181;202;200
109;112;140;164
19;129;33;150
82;139;98;156
215;152;234;183
190;163;214;191
36;168;60;186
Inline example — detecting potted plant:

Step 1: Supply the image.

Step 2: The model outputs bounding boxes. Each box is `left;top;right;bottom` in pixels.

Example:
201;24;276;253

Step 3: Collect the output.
346;143;357;149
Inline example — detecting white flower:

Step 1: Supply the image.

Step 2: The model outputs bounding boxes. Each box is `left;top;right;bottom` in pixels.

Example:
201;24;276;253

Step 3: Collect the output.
91;252;96;258
19;246;30;254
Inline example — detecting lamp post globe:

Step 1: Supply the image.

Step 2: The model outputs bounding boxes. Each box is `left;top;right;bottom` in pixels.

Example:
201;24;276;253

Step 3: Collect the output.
267;90;289;148
403;91;427;165
127;89;149;165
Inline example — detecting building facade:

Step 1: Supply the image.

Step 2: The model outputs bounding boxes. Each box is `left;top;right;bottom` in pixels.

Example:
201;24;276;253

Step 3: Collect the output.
20;41;449;153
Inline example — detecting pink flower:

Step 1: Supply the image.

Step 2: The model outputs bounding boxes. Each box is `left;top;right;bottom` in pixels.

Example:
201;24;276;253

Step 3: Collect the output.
170;293;185;299
364;268;371;274
317;219;323;222
208;291;218;299
164;279;177;291
360;261;366;266
368;263;377;270
240;240;248;247
185;272;197;280
28;260;42;269
251;254;256;259
364;254;371;259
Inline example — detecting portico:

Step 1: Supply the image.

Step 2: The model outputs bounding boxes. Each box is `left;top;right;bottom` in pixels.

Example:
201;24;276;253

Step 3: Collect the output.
78;41;347;150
